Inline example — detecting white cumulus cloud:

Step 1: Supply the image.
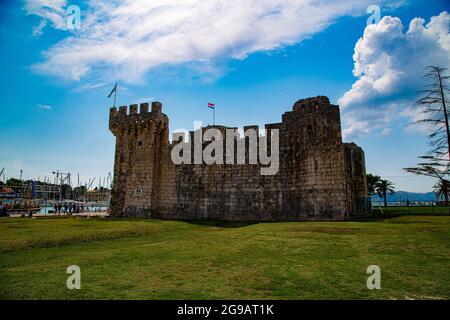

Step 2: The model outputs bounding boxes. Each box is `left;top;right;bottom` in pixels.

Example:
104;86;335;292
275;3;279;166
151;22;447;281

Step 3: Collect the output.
26;0;394;84
25;0;68;35
340;11;450;139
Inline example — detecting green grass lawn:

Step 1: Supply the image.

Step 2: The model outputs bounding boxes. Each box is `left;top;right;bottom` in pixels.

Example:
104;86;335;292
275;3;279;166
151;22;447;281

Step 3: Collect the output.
0;216;449;300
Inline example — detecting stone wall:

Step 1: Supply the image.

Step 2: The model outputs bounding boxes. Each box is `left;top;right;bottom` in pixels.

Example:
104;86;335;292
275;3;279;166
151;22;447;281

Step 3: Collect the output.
344;142;369;215
109;96;368;220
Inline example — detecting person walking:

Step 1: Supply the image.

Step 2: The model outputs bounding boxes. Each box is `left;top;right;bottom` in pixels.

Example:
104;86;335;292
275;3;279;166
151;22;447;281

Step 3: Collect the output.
0;201;5;217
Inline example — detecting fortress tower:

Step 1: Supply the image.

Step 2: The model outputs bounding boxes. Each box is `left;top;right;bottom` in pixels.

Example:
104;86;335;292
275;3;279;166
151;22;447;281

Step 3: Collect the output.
278;96;349;218
109;96;368;220
109;102;169;216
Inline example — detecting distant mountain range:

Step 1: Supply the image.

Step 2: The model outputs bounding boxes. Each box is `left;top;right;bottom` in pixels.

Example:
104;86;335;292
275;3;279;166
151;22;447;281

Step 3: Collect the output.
371;191;438;203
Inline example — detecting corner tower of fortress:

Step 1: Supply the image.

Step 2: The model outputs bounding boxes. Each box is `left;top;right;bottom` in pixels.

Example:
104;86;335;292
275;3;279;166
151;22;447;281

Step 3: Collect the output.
109;102;170;217
109;96;368;220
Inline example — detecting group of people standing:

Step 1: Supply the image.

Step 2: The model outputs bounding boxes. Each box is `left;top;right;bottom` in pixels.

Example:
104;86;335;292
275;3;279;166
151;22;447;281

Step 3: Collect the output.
53;202;84;214
0;201;9;216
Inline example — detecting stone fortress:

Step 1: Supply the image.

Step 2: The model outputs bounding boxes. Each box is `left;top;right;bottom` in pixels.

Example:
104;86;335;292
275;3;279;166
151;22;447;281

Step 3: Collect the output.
109;96;368;220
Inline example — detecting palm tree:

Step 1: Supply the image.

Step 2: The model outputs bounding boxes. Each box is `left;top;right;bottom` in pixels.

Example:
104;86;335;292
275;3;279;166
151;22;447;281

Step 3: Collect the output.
433;179;450;205
366;173;381;196
375;179;396;207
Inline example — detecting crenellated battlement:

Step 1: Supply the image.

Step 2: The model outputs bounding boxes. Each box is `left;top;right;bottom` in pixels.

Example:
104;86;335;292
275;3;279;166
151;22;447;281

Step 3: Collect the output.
281;96;341;141
292;95;335;112
109;101;168;134
110;101;164;118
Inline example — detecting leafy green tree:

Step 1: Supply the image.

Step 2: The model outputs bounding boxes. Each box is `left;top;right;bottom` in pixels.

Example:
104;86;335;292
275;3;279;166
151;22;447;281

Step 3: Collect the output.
375;179;396;208
72;186;87;200
61;184;72;200
366;173;381;196
6;178;22;186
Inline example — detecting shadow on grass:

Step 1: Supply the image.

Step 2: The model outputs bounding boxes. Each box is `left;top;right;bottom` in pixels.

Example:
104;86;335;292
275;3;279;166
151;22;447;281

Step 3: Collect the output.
185;220;261;228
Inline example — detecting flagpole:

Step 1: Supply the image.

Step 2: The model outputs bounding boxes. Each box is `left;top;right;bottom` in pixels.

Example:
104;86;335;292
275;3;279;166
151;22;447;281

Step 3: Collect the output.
114;84;117;108
213;108;215;125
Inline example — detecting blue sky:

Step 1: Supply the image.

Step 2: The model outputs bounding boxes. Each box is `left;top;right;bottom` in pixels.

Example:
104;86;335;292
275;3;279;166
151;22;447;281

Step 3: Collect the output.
0;0;449;192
